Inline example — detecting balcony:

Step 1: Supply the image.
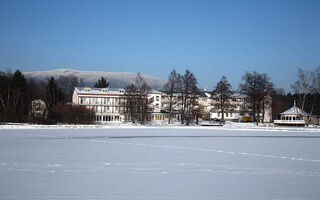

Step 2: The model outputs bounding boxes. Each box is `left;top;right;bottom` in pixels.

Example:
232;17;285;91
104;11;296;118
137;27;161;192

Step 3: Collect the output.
274;120;305;125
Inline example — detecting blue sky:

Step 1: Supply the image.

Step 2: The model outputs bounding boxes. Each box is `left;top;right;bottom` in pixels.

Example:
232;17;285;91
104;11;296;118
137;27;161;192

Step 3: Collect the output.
0;0;320;91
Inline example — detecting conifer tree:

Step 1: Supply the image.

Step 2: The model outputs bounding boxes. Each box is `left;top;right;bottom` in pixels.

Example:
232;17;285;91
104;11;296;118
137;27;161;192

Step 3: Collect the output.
211;76;234;124
94;77;109;88
0;70;28;122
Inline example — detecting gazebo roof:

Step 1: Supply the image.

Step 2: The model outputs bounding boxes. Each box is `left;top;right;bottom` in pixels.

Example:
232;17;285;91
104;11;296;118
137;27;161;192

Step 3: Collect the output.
280;101;309;116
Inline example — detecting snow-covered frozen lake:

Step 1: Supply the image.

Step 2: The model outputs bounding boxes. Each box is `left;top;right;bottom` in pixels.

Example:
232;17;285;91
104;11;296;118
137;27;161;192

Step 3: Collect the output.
0;127;320;200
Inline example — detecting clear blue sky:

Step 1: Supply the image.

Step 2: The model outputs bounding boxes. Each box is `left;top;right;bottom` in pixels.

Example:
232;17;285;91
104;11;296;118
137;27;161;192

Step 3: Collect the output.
1;0;320;91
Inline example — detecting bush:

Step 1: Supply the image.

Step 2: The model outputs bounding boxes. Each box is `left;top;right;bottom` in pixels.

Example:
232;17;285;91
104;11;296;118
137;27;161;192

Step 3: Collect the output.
55;103;95;124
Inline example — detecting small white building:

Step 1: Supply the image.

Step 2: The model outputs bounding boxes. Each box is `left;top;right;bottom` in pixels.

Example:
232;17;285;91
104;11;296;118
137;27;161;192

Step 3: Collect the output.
274;102;308;126
208;93;272;123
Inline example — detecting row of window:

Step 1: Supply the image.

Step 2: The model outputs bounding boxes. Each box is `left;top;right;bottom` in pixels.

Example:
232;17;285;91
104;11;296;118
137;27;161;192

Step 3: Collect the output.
215;113;249;117
217;113;233;117
213;105;246;109
80;97;121;105
95;115;121;122
124;114;180;122
91;106;121;113
281;116;301;121
151;114;168;121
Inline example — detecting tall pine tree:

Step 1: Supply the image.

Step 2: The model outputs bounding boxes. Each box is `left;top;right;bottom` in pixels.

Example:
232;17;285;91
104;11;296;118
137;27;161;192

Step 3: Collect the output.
211;76;234;124
94;77;109;88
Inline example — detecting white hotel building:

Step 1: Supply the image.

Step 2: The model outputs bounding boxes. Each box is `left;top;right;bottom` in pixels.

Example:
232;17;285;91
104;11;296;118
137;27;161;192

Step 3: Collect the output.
73;87;272;124
72;87;163;123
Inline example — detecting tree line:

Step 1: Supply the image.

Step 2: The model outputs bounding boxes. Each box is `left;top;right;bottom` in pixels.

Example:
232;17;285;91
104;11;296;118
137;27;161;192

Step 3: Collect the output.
163;69;274;125
163;67;320;125
0;70;100;124
1;67;320;125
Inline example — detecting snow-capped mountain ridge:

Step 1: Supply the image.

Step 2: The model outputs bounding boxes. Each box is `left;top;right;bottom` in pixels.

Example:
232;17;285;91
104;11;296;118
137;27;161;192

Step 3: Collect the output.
23;68;166;90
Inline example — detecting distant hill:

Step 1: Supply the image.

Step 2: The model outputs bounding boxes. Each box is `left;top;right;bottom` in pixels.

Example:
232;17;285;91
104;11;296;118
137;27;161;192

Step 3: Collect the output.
23;69;166;90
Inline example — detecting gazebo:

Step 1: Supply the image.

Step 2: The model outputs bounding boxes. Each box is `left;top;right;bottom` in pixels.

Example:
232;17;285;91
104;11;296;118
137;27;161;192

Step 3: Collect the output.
274;101;309;126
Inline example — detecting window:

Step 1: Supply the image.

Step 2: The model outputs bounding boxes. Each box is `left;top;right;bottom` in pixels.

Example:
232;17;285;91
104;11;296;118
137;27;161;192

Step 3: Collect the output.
156;96;159;101
92;98;99;104
95;115;102;121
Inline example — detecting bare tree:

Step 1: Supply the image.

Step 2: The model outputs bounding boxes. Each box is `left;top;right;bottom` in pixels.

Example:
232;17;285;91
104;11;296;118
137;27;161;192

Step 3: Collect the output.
259;73;274;123
291;68;311;112
163;69;178;124
135;73;151;125
312;67;320;94
177;70;199;126
124;73;151;125
239;71;273;125
191;102;206;125
308;67;320;120
56;75;83;102
211;76;234;124
124;83;138;123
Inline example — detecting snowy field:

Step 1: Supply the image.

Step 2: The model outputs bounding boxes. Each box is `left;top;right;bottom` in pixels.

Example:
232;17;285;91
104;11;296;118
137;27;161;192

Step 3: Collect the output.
0;125;320;200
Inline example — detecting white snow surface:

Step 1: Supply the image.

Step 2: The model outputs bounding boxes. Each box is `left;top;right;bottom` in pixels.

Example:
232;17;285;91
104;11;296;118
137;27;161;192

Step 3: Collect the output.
1;121;320;132
0;123;320;199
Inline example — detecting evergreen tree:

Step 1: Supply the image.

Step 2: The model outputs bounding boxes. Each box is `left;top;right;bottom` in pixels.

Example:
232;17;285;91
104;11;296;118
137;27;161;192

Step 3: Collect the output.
211;76;234;124
94;77;109;88
46;77;65;109
0;70;28;122
45;77;65;123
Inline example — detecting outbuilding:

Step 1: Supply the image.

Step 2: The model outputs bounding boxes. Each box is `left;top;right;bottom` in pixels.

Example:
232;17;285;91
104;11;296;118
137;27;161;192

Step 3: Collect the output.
274;101;308;126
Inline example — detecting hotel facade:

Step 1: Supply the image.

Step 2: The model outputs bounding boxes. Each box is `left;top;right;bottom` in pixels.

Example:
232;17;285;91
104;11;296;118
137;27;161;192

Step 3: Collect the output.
73;87;272;123
72;87;164;123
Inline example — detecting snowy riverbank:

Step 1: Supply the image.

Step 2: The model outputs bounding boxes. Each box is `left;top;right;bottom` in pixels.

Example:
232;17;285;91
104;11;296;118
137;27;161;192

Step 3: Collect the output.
1;121;320;132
